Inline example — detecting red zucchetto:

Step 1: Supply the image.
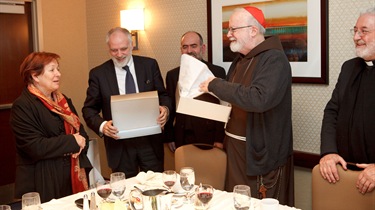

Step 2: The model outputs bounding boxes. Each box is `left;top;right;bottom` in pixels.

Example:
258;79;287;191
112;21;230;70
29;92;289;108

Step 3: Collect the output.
244;6;266;28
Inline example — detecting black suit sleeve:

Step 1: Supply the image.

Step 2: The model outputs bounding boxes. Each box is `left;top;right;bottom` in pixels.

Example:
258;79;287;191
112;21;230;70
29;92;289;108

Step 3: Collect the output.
164;70;178;142
151;59;172;111
82;71;103;135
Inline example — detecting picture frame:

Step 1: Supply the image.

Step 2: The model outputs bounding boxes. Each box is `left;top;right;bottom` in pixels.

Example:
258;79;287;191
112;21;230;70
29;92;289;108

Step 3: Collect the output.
207;0;328;84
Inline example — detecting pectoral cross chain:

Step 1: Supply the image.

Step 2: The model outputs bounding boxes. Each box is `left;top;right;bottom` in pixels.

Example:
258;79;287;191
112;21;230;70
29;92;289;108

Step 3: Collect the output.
259;176;267;198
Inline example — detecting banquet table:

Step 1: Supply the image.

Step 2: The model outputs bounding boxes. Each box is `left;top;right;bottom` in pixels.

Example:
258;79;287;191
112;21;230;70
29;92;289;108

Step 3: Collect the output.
40;171;301;210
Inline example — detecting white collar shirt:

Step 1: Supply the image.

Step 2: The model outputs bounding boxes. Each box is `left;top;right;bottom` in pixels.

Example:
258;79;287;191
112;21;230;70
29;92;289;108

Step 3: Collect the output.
114;56;139;94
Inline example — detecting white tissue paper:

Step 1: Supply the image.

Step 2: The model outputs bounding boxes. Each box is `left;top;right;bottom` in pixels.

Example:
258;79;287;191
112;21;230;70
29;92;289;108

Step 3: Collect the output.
176;54;232;123
178;54;214;98
87;138;104;186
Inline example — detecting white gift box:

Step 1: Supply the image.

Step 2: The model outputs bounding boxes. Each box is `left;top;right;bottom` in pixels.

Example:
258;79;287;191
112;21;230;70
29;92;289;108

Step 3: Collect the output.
111;91;161;139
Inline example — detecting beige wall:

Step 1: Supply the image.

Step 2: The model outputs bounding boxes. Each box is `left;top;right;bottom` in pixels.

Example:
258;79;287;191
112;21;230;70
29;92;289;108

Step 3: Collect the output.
36;0;374;209
38;0;89;122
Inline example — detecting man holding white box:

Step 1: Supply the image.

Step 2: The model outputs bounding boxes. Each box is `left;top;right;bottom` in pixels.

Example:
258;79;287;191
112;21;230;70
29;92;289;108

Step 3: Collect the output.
82;27;171;178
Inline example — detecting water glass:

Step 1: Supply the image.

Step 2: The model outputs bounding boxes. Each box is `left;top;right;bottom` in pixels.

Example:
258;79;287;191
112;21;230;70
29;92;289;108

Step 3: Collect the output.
110;172;126;200
233;185;251;210
0;205;11;210
22;192;41;210
179;167;195;204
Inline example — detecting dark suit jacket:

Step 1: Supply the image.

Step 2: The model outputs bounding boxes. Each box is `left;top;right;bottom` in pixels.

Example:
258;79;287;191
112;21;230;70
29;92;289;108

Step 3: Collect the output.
321;57;375;163
164;60;226;148
82;55;171;169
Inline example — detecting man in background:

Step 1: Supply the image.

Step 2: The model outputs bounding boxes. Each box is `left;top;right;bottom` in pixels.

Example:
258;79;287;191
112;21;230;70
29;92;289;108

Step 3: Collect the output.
82;27;171;178
319;7;375;194
165;31;226;152
200;7;294;205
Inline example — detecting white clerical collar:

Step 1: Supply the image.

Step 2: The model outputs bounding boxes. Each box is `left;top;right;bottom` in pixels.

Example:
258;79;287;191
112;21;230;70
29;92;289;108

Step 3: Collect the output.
365;61;374;66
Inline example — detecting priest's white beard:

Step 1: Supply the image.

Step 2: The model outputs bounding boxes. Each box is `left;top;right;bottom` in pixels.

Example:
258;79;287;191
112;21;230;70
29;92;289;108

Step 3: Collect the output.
229;37;245;53
355;39;375;61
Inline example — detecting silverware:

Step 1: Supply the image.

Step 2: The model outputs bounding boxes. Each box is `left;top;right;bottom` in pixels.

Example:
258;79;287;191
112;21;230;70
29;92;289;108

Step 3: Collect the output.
133;185;144;193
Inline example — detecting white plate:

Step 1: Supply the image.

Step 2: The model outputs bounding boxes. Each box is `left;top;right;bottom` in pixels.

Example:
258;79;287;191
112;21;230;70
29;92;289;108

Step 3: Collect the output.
171;195;184;208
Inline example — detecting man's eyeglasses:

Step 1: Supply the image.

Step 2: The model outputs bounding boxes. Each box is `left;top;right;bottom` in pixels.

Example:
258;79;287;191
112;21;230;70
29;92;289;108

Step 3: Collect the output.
227;25;253;33
350;28;373;37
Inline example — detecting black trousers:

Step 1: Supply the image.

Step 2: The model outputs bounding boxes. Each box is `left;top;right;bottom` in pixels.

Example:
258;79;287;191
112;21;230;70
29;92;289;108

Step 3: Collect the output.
112;136;164;178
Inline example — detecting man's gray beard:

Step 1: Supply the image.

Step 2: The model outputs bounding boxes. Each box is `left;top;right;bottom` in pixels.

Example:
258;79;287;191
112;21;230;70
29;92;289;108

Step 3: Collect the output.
230;41;242;53
112;57;130;68
355;41;375;61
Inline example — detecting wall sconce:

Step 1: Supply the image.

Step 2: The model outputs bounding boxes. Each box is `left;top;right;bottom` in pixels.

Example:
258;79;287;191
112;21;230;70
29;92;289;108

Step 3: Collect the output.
120;9;144;50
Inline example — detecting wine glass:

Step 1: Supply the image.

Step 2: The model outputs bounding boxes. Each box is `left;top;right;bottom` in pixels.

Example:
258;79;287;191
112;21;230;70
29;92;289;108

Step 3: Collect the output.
110;172;126;201
96;180;112;203
179;167;195;204
233;185;251;210
162;170;177;191
0;205;11;210
22;192;41;210
195;184;214;209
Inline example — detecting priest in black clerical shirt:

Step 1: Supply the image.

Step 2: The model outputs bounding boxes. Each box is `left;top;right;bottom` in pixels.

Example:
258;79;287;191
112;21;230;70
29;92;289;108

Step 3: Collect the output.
319;7;375;195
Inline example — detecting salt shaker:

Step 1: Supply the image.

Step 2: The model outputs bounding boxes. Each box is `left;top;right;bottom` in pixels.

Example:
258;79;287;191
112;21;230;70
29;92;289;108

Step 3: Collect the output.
83;194;90;210
90;191;97;210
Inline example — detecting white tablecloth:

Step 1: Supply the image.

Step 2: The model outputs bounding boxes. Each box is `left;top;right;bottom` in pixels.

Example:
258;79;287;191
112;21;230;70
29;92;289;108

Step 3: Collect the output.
41;172;300;210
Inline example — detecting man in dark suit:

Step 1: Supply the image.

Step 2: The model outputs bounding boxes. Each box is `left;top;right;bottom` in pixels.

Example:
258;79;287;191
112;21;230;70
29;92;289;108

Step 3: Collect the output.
165;31;226;152
319;7;375;194
82;27;171;178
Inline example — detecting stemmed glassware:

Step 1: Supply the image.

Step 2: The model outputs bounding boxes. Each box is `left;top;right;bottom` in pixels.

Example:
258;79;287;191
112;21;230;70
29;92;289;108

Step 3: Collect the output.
233;185;251;210
110;172;126;201
195;184;214;209
96;180;112;203
0;205;11;210
179;167;195;204
22;192;41;210
162;170;177;191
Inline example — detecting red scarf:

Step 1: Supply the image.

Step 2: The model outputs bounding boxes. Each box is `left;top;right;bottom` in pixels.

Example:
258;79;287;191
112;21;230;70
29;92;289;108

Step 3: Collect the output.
28;84;89;193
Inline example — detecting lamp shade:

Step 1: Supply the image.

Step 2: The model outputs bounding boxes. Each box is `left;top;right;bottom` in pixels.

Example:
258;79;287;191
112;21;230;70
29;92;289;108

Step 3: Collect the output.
120;9;144;31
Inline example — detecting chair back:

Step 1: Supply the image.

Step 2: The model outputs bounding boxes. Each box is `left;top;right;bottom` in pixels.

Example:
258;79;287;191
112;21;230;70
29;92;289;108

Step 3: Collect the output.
174;144;227;190
163;143;175;170
312;164;375;210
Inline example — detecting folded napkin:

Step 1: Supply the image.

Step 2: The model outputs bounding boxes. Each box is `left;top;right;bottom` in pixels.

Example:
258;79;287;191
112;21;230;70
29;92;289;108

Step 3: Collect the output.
179;54;214;98
134;171;164;189
135;171;158;184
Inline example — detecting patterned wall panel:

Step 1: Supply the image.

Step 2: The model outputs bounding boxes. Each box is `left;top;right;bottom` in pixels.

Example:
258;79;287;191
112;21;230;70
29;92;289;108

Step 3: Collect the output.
86;0;375;154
